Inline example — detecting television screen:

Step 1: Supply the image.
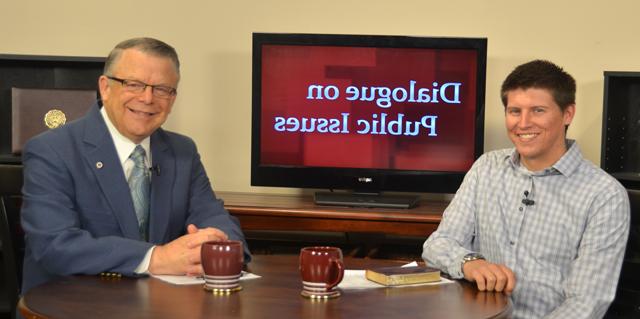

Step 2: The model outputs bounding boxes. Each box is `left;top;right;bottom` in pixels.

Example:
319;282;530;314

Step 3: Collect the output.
252;33;487;205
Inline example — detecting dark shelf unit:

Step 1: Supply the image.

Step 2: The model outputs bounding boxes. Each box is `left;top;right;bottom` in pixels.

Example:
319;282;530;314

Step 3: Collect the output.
0;54;104;164
602;72;640;317
602;71;640;189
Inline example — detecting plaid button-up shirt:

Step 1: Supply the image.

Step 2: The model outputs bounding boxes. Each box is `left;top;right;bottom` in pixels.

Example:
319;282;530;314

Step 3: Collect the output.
423;140;630;319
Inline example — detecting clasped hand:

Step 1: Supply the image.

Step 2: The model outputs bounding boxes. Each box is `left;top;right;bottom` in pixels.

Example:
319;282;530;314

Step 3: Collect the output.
462;259;516;294
149;224;227;276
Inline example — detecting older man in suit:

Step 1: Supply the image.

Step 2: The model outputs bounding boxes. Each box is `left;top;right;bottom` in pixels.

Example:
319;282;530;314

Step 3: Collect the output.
21;37;250;293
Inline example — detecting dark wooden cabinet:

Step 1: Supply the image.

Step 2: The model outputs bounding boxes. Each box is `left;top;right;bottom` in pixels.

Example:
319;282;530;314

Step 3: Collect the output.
218;192;447;259
0;54;104;164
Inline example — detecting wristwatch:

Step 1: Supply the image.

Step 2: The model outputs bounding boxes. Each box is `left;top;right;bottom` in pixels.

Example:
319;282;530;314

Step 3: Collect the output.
461;252;485;266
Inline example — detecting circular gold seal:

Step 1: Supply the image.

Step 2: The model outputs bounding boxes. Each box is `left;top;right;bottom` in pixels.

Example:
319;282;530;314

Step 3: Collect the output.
44;109;67;129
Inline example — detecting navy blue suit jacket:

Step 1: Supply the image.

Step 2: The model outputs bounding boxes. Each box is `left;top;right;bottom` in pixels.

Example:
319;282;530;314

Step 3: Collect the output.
21;104;250;293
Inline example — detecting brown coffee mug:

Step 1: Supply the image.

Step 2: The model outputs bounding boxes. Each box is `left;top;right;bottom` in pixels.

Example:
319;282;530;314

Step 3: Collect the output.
201;240;244;292
299;246;344;298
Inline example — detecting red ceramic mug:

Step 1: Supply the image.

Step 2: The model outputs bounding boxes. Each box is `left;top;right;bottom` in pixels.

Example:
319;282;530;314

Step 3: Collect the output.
299;246;345;298
201;240;244;292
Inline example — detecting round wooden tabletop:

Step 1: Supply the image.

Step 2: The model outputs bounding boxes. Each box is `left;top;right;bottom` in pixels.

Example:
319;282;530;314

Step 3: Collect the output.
20;254;511;319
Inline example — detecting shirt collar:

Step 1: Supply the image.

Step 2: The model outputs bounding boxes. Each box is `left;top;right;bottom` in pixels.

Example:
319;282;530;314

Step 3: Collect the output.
551;139;582;176
100;106;151;165
506;139;582;177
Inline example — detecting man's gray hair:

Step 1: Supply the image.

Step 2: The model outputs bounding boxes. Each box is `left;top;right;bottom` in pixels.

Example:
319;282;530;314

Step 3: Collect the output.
103;37;180;76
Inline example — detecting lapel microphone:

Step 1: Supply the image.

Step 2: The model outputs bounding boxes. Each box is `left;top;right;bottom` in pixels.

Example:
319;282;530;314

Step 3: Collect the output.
149;165;161;176
522;190;535;206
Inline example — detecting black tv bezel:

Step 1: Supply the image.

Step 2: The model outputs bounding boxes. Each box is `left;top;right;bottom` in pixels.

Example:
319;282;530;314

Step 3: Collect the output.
251;32;487;194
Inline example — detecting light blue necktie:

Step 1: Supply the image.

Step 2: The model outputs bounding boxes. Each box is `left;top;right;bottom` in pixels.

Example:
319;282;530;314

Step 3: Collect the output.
128;145;150;241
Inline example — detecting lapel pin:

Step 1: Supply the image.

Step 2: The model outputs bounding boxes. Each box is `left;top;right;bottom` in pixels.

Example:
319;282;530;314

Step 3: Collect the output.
96;161;104;169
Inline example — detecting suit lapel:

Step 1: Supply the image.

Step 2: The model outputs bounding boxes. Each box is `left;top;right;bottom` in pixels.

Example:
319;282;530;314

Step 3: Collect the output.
82;105;141;240
149;130;175;244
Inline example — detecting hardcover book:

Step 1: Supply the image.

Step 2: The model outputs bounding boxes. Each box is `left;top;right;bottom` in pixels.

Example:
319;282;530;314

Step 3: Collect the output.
365;265;441;286
11;87;96;154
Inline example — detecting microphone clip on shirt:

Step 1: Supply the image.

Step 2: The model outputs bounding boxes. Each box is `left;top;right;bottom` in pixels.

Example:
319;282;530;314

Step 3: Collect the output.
522;190;535;206
149;165;161;176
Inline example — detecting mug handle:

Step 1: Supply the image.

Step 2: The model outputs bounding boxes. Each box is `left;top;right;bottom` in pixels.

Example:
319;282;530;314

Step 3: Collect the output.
327;258;345;290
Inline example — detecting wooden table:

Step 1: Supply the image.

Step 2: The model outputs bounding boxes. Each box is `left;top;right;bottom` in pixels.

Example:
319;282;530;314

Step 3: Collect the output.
19;255;511;319
219;192;447;237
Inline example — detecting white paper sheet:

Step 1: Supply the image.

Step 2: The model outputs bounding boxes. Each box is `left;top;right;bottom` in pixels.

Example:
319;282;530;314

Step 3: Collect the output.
152;271;261;285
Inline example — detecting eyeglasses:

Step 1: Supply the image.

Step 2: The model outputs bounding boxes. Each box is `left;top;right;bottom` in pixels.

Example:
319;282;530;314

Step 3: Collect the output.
106;76;177;98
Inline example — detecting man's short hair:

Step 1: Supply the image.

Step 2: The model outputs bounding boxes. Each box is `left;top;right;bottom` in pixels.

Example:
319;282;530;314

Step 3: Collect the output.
500;60;575;111
103;37;180;77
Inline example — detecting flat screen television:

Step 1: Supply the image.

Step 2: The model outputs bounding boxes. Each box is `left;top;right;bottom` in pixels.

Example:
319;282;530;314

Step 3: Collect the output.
251;33;487;208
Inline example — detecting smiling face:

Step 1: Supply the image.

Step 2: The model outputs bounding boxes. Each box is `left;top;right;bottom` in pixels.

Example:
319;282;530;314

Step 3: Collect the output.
505;88;575;171
99;48;179;144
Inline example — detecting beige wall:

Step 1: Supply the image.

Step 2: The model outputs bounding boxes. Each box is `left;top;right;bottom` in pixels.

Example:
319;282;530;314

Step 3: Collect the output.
1;1;639;194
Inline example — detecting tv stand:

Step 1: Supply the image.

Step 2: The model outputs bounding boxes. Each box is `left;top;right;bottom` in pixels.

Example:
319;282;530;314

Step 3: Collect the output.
314;191;419;209
218;191;447;237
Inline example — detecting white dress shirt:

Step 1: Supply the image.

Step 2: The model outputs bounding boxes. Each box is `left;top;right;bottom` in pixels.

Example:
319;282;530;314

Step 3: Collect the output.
100;107;154;274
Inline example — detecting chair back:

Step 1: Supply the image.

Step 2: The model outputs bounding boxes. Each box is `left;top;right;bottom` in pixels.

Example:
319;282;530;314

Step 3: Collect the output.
621;189;640;284
609;189;640;316
0;164;24;319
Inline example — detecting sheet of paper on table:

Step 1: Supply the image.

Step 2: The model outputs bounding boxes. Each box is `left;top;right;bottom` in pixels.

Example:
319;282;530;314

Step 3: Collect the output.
338;261;454;289
153;271;261;285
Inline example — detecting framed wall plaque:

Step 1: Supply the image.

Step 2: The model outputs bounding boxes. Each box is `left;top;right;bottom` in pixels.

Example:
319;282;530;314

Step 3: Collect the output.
0;54;104;163
11;88;96;154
